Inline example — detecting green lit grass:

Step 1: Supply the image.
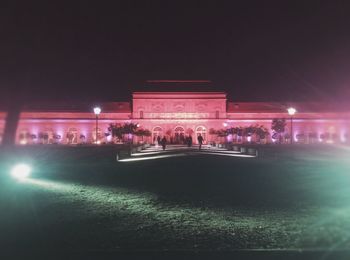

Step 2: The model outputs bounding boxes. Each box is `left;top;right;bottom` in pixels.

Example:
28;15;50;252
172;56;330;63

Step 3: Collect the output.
1;145;350;252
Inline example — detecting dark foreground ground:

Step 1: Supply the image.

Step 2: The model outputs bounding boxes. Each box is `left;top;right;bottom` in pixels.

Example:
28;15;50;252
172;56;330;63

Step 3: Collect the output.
1;145;350;259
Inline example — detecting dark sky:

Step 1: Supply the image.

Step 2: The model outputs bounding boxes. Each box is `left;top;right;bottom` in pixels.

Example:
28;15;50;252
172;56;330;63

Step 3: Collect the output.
1;1;350;103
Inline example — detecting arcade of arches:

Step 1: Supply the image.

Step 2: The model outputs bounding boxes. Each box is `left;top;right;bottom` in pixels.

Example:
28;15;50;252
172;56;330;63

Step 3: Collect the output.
151;125;207;144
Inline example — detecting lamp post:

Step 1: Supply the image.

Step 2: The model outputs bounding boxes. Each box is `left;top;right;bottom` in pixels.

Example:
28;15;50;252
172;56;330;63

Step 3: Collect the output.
93;106;101;144
287;107;296;144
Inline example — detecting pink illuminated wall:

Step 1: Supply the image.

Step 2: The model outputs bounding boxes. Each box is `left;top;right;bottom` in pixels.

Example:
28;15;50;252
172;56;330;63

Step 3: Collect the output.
15;111;131;145
1;92;349;146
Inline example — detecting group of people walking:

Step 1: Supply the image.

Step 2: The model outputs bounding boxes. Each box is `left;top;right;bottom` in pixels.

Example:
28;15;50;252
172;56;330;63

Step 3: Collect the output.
155;134;204;150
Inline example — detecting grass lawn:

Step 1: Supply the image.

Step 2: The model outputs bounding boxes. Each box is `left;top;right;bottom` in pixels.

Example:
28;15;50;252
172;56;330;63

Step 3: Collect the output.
1;145;350;257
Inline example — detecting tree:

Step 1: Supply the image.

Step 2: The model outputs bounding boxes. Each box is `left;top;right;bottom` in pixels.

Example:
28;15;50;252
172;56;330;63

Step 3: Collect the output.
134;129;152;142
53;134;61;144
122;123;138;143
108;123;124;142
271;118;286;143
123;123;138;135
108;123;139;143
209;128;228;137
255;125;269;141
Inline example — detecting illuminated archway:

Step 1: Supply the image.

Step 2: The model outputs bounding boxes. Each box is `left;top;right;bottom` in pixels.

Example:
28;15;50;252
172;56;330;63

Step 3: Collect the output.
92;127;102;144
152;126;163;144
67;128;78;144
18;129;30;145
174;126;185;144
196;126;206;144
44;128;54;144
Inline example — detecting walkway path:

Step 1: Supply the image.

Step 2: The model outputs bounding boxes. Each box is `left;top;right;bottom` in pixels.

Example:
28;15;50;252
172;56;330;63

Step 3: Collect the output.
118;144;256;162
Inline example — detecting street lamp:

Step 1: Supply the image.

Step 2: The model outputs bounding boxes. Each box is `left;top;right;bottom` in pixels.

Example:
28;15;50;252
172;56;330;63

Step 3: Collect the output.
94;106;101;144
287;107;296;144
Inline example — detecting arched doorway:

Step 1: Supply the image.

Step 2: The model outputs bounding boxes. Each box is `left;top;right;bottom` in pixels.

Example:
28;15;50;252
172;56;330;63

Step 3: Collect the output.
92;127;102;144
196;126;206;144
18;129;30;145
44;128;54;144
67;128;78;144
174;126;185;144
152;126;163;144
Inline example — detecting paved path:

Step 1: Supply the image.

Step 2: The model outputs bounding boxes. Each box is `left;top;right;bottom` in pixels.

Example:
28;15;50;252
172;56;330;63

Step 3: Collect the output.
118;145;256;162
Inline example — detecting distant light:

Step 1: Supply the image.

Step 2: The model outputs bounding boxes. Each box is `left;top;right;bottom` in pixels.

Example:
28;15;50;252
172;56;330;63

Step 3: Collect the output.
19;139;27;145
94;107;101;115
11;164;31;180
287;107;296;116
136;124;140;128
223;122;228;127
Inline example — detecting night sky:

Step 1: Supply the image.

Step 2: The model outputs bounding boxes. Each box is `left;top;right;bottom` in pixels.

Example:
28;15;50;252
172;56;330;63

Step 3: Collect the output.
1;1;350;104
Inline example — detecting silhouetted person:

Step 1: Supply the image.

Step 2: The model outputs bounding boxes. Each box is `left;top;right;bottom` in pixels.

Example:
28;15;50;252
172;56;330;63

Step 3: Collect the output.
161;136;167;150
157;135;161;146
187;135;193;147
197;134;204;150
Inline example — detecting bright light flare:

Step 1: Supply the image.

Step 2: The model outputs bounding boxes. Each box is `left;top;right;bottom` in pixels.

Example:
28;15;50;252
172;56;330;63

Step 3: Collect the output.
19;139;27;145
93;106;101;115
287;107;296;116
11;164;32;180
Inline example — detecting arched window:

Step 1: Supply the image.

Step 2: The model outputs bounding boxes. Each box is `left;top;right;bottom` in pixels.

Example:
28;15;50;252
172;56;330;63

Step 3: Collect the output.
174;126;185;144
92;127;102;143
67;128;78;144
152;126;163;144
18;129;31;145
44;128;54;144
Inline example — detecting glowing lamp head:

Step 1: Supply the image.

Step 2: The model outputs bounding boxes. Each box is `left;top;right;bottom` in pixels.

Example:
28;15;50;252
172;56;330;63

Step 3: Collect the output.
11;164;31;180
287;107;296;116
93;107;101;115
223;122;228;127
136;124;140;128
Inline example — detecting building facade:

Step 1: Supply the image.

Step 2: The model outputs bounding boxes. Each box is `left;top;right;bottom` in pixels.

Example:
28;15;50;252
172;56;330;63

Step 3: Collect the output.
0;91;349;145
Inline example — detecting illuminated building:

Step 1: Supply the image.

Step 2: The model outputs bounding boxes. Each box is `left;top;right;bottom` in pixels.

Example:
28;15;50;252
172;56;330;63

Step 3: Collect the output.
0;91;349;145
